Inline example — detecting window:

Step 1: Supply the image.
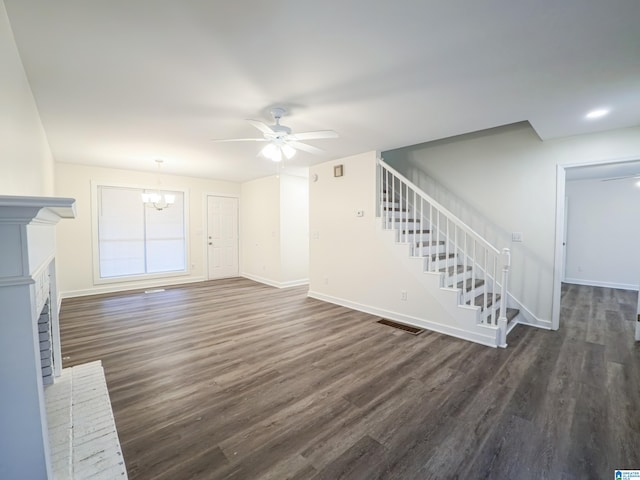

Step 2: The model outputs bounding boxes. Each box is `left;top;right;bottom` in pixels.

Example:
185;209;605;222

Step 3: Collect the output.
95;184;186;280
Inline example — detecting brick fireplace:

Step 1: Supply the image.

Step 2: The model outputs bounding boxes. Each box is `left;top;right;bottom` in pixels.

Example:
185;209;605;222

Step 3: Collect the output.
0;195;76;479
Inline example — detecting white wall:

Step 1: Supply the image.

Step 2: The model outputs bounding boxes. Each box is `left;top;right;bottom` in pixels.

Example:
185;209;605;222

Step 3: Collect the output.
564;177;640;290
55;162;240;297
240;175;282;285
240;173;309;287
0;1;54;196
280;174;309;285
383;122;640;322
309;151;478;338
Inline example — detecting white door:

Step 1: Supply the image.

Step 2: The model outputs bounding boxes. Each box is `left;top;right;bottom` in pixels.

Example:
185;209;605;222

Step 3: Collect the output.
207;196;238;279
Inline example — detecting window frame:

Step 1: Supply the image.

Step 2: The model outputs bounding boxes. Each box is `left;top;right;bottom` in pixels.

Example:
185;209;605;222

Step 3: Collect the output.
91;180;190;285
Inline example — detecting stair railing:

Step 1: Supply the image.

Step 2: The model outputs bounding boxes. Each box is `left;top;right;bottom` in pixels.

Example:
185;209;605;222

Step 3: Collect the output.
378;158;510;328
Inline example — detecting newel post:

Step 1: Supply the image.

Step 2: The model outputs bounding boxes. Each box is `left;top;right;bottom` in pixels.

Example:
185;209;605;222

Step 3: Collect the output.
498;247;511;347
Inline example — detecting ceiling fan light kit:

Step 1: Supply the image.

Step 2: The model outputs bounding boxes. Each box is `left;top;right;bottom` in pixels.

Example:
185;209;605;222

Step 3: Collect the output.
212;107;338;161
260;141;296;162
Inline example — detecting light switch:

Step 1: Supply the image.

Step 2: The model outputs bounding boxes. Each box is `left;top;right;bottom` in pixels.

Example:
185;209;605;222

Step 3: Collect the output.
512;232;523;242
356;210;364;217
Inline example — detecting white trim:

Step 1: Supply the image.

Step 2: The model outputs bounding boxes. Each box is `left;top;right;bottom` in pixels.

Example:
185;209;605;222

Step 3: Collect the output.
563;278;639;291
307;290;501;348
561;155;640;173
242;272;308;289
552;164;566;331
60;275;207;299
507;292;552;329
203;191;240;198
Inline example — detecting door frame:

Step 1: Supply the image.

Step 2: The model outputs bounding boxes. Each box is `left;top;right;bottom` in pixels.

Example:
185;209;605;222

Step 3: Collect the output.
204;192;240;280
552;156;640;330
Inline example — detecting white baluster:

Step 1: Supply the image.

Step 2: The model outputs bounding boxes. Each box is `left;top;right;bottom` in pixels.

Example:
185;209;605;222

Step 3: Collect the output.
436;209;441;274
498;248;511;345
471;240;476;307
483;248;488;320
491;255;498;326
413;189;417;249
463;233;468;303
429;204;434;271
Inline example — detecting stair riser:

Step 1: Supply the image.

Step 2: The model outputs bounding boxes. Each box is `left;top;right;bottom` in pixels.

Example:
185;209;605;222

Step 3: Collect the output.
400;233;432;243
443;269;475;287
385;221;421;230
412;245;447;257
383;211;415;220
462;286;485;303
480;301;502;321
432;257;458;271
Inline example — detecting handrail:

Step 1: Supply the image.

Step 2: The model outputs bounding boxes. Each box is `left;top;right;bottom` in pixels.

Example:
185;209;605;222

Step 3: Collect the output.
378;159;500;256
378;157;510;328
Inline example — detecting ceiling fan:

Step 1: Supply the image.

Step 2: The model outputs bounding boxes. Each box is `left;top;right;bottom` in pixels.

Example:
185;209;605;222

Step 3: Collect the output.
212;107;338;162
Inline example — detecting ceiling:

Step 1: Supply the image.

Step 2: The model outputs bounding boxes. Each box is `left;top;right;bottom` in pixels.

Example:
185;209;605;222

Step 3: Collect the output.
5;0;640;182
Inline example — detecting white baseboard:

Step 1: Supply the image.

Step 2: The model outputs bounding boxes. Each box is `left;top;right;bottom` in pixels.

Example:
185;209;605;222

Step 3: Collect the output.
60;275;207;299
563;278;639;291
241;272;308;289
307;290;501;348
507;292;552;330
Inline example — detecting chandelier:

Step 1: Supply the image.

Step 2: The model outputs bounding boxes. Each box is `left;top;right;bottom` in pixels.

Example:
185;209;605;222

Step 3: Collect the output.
141;159;175;210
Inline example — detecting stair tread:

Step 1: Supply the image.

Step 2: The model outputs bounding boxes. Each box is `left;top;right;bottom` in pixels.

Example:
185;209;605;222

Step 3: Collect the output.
383;207;409;212
457;278;485;292
403;229;431;234
428;252;456;261
415;240;444;246
441;264;471;275
474;292;501;309
487;308;519;323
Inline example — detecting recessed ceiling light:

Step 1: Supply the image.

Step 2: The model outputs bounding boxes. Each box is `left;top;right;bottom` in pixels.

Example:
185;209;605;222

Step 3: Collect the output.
585;108;610;119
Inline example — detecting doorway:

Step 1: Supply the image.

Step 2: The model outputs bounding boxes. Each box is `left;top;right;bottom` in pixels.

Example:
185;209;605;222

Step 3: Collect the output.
552;158;640;330
207;195;239;279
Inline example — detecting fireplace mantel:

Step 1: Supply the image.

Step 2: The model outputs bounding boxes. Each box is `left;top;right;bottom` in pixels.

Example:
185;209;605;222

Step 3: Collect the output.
0;195;76;479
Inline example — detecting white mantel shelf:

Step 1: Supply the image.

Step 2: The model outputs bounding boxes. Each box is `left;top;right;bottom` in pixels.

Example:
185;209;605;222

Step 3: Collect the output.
0;195;76;222
0;195;77;480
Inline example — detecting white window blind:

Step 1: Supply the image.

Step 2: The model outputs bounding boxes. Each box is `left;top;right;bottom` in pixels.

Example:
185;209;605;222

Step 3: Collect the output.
97;185;186;279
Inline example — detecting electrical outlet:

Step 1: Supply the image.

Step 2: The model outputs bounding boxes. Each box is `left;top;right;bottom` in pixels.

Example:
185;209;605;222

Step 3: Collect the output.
401;290;408;301
324;277;329;285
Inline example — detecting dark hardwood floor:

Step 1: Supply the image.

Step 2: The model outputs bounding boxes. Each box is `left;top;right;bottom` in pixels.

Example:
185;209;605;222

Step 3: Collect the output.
58;279;640;479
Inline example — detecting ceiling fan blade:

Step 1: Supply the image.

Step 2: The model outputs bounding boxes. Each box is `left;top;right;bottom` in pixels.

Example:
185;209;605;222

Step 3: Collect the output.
290;130;339;141
288;141;325;155
247;119;275;134
210;138;268;143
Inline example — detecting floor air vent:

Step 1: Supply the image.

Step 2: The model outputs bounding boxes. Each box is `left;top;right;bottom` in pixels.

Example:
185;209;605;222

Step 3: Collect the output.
377;319;424;335
145;288;166;294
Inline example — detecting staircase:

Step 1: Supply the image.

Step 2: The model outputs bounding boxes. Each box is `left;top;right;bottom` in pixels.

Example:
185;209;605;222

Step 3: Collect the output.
378;158;519;347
